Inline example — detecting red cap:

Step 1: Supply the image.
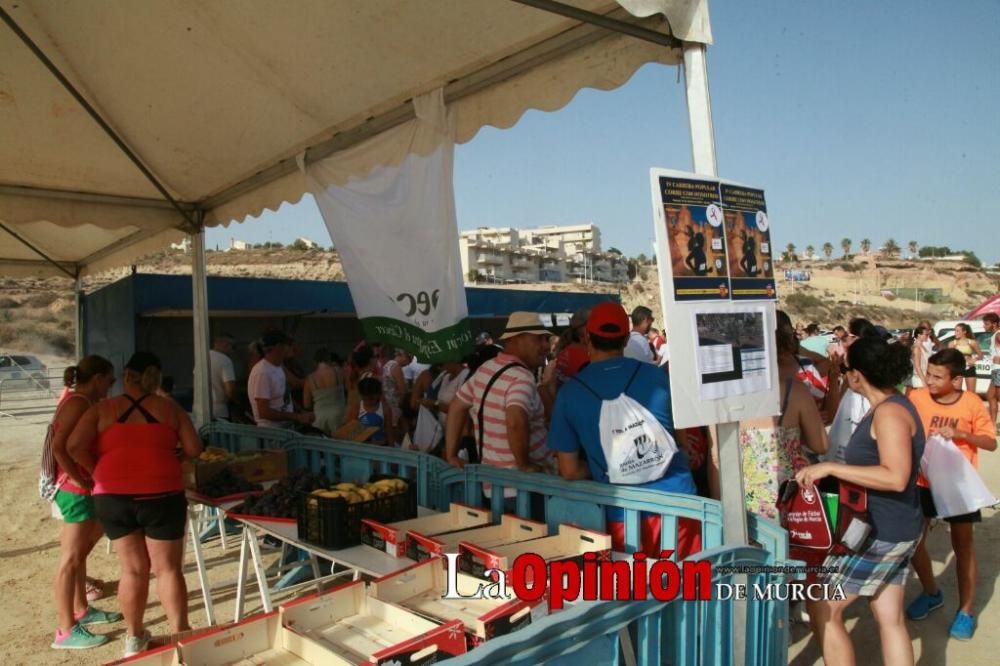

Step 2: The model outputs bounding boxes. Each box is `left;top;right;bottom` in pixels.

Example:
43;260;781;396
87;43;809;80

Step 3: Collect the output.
587;302;629;339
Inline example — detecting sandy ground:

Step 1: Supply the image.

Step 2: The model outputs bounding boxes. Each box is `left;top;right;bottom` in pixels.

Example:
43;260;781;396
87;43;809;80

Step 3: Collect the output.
2;396;999;664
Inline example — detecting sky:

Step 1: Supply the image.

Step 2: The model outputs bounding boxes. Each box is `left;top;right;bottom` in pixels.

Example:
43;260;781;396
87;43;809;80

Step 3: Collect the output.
206;1;1000;265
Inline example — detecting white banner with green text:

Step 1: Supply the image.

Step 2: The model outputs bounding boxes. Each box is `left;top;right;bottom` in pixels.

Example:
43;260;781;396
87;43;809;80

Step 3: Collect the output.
301;89;471;362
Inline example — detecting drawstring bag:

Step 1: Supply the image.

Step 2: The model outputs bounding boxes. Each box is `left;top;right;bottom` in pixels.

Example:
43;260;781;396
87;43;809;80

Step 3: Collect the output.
778;478;871;568
573;363;676;485
39;419;60;501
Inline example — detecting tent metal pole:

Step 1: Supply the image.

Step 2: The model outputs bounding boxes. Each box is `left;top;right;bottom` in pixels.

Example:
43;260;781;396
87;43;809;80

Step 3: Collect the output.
0;6;197;232
509;0;681;48
190;218;212;427
74;274;85;361
0;184;196;211
685;42;748;666
0;221;76;279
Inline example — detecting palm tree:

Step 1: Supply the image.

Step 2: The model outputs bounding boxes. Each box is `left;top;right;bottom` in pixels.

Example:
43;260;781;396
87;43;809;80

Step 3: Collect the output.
784;243;797;262
822;242;834;259
805;244;815;260
884;238;900;258
908;240;918;258
860;238;872;255
841;238;852;258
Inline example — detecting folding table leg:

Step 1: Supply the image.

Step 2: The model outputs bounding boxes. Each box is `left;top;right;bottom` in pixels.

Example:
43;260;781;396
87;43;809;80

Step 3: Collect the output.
188;513;216;625
234;528;249;621
310;554;323;593
217;509;228;552
247;527;273;613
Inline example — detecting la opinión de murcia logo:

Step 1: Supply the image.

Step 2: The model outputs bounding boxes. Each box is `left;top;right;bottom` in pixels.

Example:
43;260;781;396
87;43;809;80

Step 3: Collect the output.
439;552;846;609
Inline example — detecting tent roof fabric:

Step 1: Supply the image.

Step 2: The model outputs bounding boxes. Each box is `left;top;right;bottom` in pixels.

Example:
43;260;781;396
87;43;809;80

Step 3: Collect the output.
0;0;710;277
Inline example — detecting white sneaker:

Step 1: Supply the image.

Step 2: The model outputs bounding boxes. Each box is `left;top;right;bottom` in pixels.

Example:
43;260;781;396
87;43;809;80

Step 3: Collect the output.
124;630;151;657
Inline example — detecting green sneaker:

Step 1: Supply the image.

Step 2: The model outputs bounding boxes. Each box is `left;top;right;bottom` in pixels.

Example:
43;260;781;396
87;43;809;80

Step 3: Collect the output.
124;630;152;658
51;624;109;650
78;606;123;626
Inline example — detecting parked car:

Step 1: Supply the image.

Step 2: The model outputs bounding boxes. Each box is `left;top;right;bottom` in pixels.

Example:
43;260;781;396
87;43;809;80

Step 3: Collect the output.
934;322;992;396
0;353;50;390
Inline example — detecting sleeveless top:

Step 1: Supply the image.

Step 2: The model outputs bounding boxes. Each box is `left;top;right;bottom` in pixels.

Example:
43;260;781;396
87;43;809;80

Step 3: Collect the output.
843;394;925;543
991;331;1000;371
741;380;809;520
40;393;93;499
953;339;976;362
92;395;183;495
310;372;346;437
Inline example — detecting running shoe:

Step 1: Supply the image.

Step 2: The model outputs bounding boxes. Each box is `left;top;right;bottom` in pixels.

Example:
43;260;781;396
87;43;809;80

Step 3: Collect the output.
905;590;943;620
78;606;123;626
949;611;976;641
51;624;108;650
124;630;152;657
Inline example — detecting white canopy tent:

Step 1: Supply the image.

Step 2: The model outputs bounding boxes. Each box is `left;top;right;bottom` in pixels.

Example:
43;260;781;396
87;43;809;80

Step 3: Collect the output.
1;0;746;568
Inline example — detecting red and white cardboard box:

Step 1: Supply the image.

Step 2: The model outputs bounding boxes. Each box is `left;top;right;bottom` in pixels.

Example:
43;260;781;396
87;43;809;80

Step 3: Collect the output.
360;503;491;558
459;524;612;580
407;514;547;563
177;612;310;665
280;580;467;665
369;558;544;647
104;644;181;666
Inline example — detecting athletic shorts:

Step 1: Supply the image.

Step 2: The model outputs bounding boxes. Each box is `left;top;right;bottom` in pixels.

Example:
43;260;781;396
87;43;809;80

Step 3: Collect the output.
54;489;96;523
919;486;982;523
93;492;188;541
822;537;917;596
992;369;1000;387
961;365;977;378
605;515;702;559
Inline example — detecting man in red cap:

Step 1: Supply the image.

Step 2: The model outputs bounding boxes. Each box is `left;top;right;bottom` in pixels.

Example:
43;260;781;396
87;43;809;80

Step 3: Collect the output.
547;301;701;558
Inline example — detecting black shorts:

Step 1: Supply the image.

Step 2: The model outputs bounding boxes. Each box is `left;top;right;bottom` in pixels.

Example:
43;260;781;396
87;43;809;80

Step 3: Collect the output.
961;365;977;378
919;487;981;524
94;492;188;541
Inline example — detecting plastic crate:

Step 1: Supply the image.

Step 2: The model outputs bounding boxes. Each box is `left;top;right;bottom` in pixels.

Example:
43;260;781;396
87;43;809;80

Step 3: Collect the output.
298;476;417;550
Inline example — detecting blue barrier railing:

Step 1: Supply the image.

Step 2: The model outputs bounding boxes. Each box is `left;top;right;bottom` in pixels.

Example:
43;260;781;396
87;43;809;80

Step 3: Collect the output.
199;421;298;452
444;545;787;666
195;425;790;664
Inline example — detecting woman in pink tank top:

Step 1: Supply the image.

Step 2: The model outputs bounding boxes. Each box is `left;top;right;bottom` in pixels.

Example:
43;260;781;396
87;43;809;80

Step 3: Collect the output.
68;352;203;658
45;356;119;650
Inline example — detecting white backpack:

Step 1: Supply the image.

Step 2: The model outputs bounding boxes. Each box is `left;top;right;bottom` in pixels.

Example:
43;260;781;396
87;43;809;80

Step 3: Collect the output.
574;363;677;484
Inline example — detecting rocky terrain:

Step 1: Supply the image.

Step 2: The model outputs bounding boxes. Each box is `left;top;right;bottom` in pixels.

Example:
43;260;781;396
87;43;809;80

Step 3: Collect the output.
1;247;997;358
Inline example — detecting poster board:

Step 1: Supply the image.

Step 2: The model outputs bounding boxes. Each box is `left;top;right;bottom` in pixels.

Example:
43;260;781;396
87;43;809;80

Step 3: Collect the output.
649;168;780;429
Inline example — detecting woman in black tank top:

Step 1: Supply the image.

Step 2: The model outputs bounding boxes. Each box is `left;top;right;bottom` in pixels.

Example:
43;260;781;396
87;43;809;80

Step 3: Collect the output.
794;337;924;666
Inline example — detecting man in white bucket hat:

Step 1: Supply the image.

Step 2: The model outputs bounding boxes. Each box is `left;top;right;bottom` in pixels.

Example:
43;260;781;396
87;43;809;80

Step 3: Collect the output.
445;312;555;511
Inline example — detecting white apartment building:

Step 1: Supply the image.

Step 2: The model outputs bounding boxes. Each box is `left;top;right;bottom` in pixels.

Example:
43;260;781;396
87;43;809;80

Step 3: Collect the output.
459;224;626;284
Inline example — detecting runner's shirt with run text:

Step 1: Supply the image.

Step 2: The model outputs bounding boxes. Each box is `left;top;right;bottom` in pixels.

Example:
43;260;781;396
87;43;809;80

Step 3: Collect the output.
455;353;552;496
909;388;996;488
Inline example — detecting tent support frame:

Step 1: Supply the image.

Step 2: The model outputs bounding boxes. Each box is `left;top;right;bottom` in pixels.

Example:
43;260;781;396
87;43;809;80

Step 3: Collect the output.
0;6;197;232
190;215;212;428
0;220;76;279
509;0;682;48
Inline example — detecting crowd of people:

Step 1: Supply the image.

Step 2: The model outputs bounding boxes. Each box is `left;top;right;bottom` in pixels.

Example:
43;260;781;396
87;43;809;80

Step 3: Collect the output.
39;303;1000;661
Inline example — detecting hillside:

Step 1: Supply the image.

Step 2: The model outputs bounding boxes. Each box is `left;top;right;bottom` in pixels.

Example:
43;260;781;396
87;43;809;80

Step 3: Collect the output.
1;247;996;359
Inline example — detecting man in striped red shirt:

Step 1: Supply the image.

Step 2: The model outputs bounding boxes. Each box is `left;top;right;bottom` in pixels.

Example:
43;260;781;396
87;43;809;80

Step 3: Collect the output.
445;312;555;503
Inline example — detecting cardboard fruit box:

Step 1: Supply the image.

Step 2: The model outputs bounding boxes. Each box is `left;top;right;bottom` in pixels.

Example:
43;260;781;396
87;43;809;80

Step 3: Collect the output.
104;644;181;666
360;503;492;558
406;514;547;563
183;449;288;492
280;580;467;665
177;612;311;665
369;559;544;647
459;524;611;580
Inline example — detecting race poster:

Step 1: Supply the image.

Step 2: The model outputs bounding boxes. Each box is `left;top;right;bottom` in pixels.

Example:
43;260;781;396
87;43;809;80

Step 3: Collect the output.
721;183;776;300
656;175;730;301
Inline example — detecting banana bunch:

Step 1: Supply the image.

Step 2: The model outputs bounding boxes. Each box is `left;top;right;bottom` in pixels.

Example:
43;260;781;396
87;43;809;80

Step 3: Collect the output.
199;447;230;463
306;479;408;505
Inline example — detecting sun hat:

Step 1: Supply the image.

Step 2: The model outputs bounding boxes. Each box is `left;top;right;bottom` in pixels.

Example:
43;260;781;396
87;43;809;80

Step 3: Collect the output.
499;312;551;340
